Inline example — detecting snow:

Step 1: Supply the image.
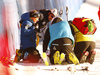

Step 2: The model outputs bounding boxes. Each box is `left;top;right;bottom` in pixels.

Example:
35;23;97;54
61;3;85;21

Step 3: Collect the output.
0;0;100;75
13;0;100;75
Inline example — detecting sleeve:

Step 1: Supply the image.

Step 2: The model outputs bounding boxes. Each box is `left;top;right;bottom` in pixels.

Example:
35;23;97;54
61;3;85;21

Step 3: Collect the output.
70;25;76;41
68;21;76;41
37;10;48;29
70;25;75;36
43;28;50;52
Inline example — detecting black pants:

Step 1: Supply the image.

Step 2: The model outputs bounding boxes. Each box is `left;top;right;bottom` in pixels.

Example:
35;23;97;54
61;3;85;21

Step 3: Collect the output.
19;47;41;63
74;41;95;60
50;38;75;64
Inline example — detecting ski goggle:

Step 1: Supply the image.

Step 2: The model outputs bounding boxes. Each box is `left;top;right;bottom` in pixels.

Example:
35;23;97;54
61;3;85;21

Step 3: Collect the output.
30;12;40;18
33;13;40;18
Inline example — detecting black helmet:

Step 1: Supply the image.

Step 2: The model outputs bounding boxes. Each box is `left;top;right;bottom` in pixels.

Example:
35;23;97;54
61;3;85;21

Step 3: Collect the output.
51;17;63;25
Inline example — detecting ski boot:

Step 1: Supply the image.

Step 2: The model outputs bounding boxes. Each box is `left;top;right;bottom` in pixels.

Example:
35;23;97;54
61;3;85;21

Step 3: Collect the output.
42;52;49;66
86;50;96;64
69;53;79;65
53;51;65;65
53;51;60;64
59;53;65;64
14;49;22;62
80;51;89;63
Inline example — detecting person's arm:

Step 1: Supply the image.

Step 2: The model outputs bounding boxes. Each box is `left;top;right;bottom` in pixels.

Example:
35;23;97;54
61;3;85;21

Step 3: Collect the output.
43;28;50;52
68;21;76;40
21;21;35;36
70;25;76;40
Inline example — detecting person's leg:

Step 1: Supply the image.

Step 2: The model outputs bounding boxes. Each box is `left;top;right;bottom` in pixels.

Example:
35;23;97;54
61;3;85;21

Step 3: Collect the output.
24;47;41;63
50;45;65;65
74;42;89;63
50;38;69;65
62;45;79;65
50;38;79;65
50;40;60;64
86;41;96;64
59;38;79;65
86;41;96;52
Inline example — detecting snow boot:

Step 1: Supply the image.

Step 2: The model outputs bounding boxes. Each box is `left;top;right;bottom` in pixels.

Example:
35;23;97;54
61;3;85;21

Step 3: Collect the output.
53;51;60;64
69;53;79;65
80;51;89;63
86;50;96;64
59;53;65;64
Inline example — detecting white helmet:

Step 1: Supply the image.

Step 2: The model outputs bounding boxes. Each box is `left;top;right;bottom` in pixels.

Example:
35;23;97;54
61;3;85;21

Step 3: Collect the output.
50;8;58;16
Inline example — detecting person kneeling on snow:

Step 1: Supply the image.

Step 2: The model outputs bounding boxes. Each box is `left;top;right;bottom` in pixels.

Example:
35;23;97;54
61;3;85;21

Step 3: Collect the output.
37;8;58;29
43;17;79;65
36;8;58;42
15;10;41;63
69;19;96;64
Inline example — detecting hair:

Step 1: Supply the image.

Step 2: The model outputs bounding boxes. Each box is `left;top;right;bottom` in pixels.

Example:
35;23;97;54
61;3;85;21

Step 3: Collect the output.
51;17;63;25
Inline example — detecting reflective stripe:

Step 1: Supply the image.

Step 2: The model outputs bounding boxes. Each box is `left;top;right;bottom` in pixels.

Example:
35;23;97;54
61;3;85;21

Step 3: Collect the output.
52;44;59;46
63;44;70;45
52;44;70;46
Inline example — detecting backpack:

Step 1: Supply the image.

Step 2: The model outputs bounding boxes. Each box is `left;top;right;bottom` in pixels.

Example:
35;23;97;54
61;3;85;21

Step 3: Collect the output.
72;17;97;35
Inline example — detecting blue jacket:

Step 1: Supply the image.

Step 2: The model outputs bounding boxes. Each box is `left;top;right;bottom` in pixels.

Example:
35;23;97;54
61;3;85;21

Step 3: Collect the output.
48;21;74;48
20;12;36;50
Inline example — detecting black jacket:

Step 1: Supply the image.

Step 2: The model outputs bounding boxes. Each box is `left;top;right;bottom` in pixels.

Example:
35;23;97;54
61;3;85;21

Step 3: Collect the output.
37;9;51;30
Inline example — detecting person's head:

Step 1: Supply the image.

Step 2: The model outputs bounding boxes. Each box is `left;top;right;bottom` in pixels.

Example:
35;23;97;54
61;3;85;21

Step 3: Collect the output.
51;17;63;25
48;8;58;21
29;10;40;23
50;8;58;16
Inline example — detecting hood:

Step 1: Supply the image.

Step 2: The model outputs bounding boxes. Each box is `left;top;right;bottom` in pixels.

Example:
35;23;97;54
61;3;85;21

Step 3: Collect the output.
21;12;31;21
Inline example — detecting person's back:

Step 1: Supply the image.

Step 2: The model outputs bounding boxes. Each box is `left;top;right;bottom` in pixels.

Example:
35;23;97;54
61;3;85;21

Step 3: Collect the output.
48;20;74;48
43;17;79;65
71;24;95;43
70;20;96;64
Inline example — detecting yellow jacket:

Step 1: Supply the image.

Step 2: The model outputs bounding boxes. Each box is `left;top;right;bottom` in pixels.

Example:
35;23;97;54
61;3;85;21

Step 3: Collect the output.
71;24;95;43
